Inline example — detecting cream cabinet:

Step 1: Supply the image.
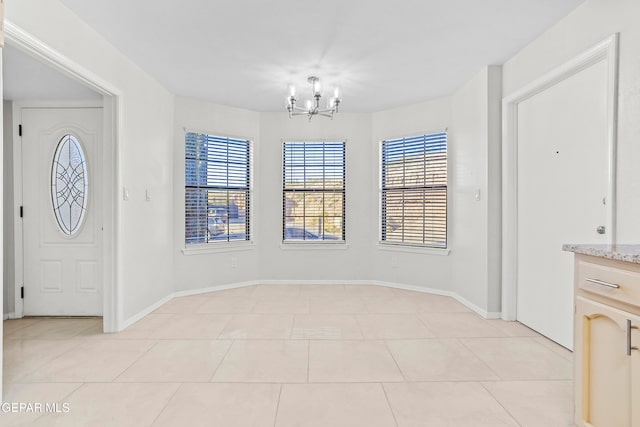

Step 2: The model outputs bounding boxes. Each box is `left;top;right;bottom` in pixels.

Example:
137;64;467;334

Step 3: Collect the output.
573;253;640;427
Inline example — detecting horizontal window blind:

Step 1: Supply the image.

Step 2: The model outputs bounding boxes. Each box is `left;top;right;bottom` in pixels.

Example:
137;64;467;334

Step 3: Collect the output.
283;141;345;241
185;132;251;244
381;132;447;248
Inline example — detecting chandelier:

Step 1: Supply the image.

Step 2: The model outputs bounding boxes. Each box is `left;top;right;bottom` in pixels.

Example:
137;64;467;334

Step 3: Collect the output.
286;76;341;120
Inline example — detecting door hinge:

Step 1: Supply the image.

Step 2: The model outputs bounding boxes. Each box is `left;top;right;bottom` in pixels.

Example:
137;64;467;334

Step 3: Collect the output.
20;206;23;218
21;286;24;299
18;124;22;137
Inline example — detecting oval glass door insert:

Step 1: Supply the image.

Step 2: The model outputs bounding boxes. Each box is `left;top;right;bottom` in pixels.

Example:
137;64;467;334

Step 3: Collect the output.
51;134;89;236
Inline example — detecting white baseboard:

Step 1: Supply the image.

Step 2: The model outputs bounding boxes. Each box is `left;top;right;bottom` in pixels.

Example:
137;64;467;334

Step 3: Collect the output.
370;280;501;319
451;294;502;319
370;280;452;297
120;279;503;331
120;293;173;331
259;279;372;286
173;280;262;298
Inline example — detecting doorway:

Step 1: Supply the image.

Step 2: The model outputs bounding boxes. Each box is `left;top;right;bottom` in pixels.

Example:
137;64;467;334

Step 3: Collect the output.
2;24;121;331
502;35;618;349
19;106;103;315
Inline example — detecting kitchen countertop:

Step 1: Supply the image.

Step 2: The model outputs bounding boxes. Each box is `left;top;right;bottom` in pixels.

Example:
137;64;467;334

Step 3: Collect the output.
563;244;640;264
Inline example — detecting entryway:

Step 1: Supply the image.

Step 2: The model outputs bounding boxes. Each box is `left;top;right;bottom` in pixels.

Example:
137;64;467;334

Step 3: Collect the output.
2;26;120;330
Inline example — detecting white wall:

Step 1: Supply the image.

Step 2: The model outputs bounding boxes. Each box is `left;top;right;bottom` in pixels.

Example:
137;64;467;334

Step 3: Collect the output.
172;97;262;290
6;0;175;324
3;101;13;316
449;66;502;314
171;89;503;317
502;0;640;242
172;105;376;289
258;112;373;283
370;98;454;290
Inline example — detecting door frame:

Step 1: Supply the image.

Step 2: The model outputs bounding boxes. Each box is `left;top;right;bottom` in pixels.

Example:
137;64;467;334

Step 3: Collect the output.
7;21;123;332
501;34;619;321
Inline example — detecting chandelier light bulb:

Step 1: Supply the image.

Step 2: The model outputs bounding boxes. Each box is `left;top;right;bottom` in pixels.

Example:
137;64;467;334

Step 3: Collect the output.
285;76;341;120
334;88;340;99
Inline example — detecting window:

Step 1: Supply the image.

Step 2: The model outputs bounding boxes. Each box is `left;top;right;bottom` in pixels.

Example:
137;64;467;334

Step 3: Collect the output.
185;132;251;244
381;132;447;248
283;141;345;241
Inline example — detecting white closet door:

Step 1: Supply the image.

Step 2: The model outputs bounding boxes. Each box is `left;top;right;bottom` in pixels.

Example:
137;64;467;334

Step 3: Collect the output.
516;59;610;349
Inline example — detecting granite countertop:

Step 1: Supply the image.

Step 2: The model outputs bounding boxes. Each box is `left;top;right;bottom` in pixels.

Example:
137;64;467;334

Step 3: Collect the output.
563;244;640;264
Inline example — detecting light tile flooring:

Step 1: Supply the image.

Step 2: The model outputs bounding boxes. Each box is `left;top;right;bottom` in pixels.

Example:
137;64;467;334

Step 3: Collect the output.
2;284;575;426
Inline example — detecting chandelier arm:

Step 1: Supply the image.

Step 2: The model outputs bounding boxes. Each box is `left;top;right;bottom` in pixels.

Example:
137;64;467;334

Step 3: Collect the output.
286;76;341;119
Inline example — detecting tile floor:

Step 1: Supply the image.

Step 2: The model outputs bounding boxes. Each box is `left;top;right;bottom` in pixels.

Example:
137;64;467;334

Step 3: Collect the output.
1;284;575;426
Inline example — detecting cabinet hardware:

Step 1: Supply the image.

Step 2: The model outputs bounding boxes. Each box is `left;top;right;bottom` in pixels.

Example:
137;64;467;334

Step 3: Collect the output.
627;319;638;356
585;278;620;289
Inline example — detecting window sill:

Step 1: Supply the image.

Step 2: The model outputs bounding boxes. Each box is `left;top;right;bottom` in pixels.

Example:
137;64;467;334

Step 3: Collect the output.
280;241;349;251
182;241;255;255
376;243;450;256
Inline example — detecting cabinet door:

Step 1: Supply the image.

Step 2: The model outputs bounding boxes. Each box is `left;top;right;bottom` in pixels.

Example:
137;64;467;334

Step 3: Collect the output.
575;296;640;427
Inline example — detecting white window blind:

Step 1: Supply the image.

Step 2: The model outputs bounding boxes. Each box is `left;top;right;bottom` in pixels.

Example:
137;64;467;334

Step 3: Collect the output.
185;132;251;244
283;141;345;241
381;132;447;248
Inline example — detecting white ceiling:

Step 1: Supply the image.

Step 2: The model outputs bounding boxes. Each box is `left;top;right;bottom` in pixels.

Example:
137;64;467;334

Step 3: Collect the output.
3;44;101;101
58;0;583;112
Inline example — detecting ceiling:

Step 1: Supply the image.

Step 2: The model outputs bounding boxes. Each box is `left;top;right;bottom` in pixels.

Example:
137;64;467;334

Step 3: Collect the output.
3;44;101;101
56;0;584;112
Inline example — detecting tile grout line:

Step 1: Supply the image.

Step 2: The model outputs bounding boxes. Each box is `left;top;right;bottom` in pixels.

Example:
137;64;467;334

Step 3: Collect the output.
8;338;87;382
272;383;284;427
353;314;367;340
380;383;400;427
383;340;408;382
149;382;184;426
306;339;311;383
457;338;504;380
208;339;236;382
479;382;524;427
112;340;162;382
23;381;86;424
290;314;297;339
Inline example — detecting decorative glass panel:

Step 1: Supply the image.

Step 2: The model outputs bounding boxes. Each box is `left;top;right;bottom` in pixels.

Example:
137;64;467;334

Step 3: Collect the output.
51;134;88;236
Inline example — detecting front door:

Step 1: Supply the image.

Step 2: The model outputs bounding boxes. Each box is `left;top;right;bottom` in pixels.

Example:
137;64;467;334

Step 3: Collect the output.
22;107;103;316
516;59;610;349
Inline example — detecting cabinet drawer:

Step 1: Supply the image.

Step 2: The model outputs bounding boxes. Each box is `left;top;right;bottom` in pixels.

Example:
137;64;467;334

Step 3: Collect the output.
577;258;640;309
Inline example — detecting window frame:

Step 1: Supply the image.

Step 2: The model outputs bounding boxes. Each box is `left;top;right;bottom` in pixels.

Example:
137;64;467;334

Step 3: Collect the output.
184;130;253;249
379;130;448;250
281;140;347;244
